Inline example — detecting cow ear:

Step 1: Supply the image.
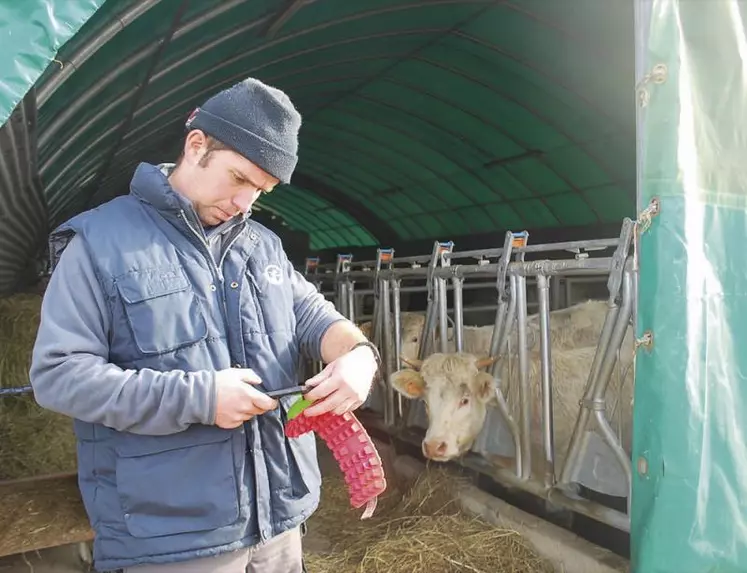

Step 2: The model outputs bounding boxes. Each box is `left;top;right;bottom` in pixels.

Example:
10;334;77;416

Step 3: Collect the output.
474;372;495;403
391;369;426;399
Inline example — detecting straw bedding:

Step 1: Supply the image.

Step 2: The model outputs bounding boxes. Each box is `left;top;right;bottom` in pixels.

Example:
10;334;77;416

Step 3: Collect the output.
0;293;78;481
304;460;555;573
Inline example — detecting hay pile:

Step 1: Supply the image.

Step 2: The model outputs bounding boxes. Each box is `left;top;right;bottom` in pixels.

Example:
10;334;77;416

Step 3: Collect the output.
0;293;78;481
304;462;555;573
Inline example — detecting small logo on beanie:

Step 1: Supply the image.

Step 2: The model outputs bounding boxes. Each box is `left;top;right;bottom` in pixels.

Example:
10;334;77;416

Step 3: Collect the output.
264;264;283;285
186;107;199;128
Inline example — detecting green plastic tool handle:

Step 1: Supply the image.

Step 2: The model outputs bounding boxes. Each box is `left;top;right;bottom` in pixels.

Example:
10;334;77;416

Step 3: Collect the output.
286;397;313;420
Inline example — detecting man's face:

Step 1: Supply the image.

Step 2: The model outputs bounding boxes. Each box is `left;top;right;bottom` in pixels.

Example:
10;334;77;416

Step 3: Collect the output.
174;130;280;226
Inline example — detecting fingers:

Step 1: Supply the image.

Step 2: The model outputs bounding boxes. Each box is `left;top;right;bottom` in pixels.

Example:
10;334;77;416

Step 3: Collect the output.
304;394;362;417
305;365;333;388
303;390;357;417
302;395;339;417
303;374;338;402
216;418;243;430
248;390;278;412
234;382;276;412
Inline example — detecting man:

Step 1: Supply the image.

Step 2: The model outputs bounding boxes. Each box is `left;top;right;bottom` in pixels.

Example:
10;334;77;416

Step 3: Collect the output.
28;78;379;573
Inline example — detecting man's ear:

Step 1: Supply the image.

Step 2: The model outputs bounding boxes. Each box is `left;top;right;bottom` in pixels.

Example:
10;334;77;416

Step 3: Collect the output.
473;372;495;403
391;369;426;399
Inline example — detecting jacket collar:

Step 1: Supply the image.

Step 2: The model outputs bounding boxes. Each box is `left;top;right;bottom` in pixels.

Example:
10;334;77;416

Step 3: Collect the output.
129;162;248;235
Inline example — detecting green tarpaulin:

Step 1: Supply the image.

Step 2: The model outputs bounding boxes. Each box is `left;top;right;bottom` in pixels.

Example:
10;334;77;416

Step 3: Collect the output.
633;1;747;571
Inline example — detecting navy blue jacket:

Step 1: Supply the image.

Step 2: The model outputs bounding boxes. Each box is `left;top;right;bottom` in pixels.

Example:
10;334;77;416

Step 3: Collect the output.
29;163;346;571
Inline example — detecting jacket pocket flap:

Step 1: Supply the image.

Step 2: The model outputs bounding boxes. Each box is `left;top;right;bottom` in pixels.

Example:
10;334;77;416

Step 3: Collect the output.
115;425;231;458
116;266;189;304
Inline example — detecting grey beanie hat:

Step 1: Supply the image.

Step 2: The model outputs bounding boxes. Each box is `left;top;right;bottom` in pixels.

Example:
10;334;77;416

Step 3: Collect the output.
185;78;301;184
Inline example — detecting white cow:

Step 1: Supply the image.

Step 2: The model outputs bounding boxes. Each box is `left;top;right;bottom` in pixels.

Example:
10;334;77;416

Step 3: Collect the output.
358;311;426;365
390;321;635;478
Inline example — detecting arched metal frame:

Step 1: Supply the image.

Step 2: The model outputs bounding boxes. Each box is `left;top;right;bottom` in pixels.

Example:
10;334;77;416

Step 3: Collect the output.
0;0;635;292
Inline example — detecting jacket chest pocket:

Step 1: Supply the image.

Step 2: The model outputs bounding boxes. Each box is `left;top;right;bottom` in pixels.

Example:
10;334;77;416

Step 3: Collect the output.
246;260;294;334
115;265;209;355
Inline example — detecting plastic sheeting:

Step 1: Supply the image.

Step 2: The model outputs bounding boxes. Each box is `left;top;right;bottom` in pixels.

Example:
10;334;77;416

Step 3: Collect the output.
632;1;747;571
0;0;104;126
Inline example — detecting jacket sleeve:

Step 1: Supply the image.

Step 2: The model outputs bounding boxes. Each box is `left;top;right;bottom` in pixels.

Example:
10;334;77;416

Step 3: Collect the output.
29;234;217;436
287;259;347;362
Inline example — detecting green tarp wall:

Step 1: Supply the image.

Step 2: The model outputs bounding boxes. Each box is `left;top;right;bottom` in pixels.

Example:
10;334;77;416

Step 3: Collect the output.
633;0;747;571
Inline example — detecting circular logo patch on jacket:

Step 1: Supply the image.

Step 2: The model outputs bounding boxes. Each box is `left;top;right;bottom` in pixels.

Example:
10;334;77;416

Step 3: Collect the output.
264;264;283;285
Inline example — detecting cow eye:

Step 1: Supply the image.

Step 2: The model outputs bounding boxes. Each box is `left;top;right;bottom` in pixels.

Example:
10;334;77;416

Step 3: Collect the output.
459;397;469;407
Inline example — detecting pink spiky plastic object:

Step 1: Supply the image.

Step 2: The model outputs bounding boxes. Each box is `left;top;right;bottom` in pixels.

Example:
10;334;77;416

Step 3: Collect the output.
284;398;387;519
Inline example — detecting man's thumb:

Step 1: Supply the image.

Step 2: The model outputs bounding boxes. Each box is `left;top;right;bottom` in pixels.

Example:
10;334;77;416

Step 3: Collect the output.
236;369;262;384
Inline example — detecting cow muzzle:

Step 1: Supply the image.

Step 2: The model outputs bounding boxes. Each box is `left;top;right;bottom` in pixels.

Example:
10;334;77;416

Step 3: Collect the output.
422;439;449;460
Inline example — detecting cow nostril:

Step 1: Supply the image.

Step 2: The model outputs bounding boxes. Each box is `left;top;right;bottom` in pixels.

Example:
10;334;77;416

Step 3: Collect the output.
423;440;449;458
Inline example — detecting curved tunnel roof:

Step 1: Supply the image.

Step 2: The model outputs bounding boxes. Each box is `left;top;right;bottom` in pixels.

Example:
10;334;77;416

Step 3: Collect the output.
0;0;635;293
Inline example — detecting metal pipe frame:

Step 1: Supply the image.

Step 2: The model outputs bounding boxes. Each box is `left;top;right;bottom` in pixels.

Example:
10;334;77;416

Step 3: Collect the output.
0;386;33;397
536;274;556;488
515;275;532;481
335;280;349;318
392;279;404;420
305;226;636;531
343;280;496;297
557;298;620;491
355;303;520;323
335;261;633;527
341;256;613;282
566;276;612;285
451;276;464;352
562;291;633;507
550;275;563;310
417;295;438;361
347;280;356;322
441;237;619;262
591;270;634;495
437;277;450;354
488;275;522;477
557;219;635;495
380;279;395;427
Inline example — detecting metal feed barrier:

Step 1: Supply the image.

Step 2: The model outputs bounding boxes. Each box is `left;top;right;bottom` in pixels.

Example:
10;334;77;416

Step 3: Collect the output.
303;217;638;534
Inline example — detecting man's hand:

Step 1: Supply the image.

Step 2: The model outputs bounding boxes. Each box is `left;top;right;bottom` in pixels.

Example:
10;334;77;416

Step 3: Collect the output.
302;345;378;417
214;368;278;429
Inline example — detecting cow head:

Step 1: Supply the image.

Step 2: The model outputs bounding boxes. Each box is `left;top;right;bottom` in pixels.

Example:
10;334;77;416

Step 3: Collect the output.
399;313;427;362
358;312;427;363
391;352;496;462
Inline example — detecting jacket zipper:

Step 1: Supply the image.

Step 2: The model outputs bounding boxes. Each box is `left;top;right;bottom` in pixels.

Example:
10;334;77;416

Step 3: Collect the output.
179;209;230;328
